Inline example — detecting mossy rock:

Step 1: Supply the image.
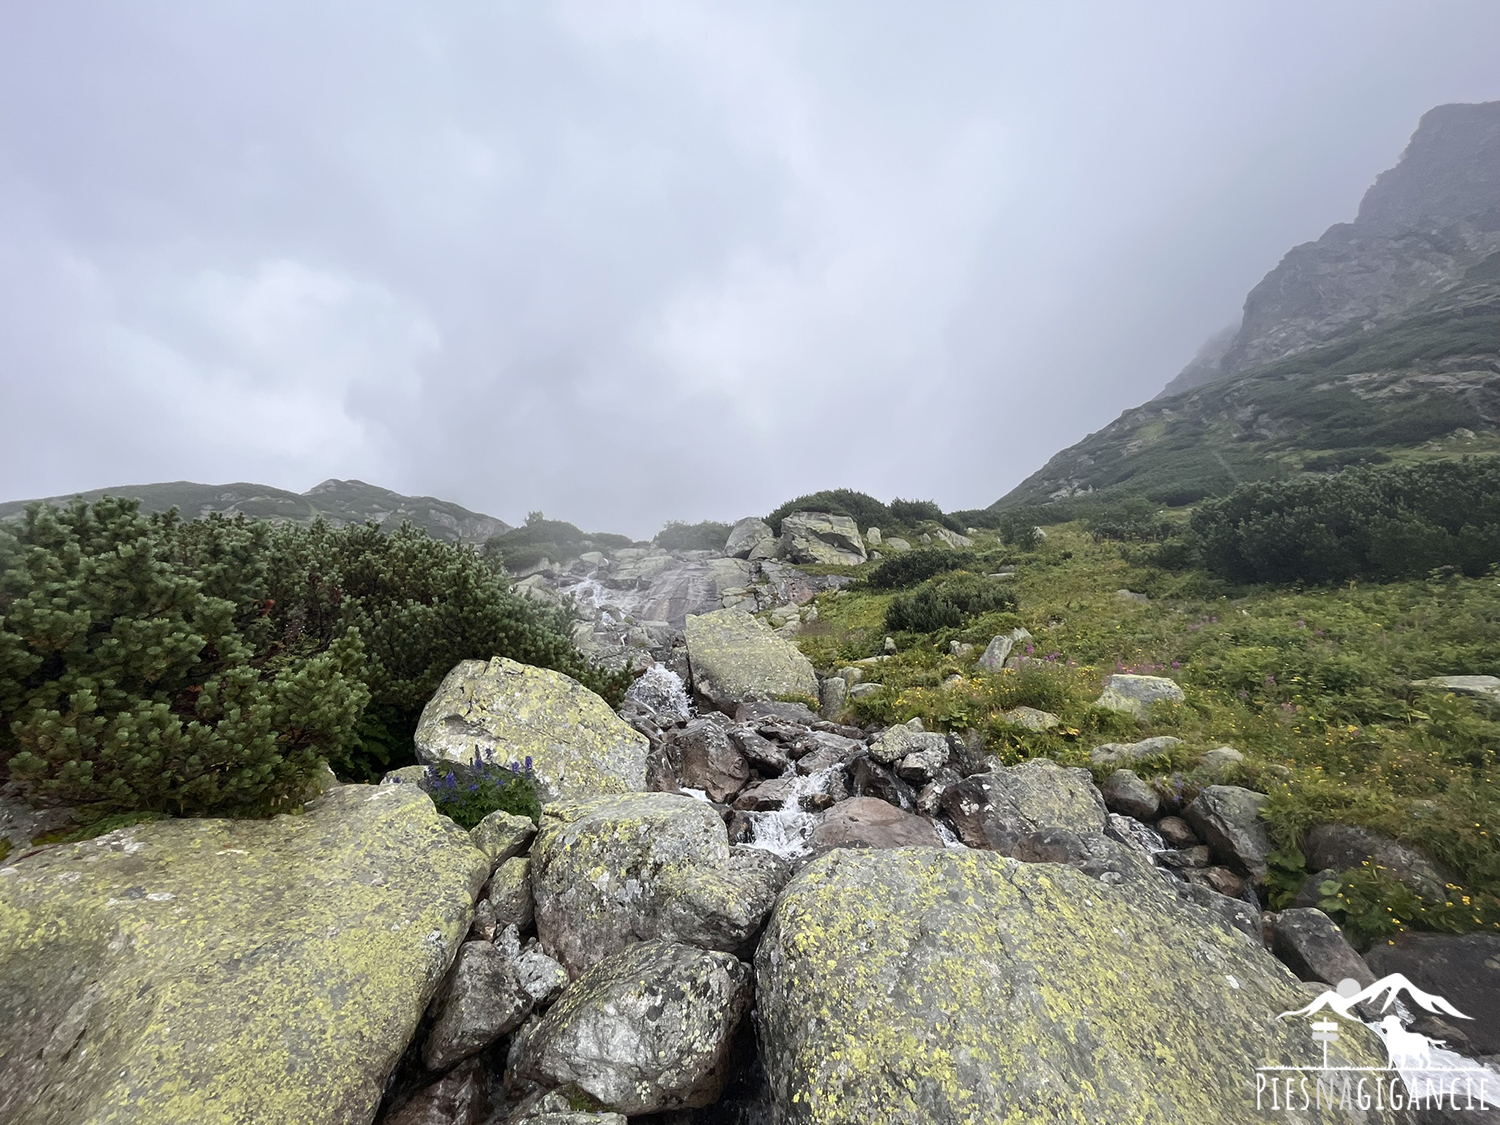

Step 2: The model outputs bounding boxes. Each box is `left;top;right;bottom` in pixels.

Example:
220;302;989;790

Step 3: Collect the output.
414;656;648;803
0;785;488;1125
684;609;819;713
755;847;1401;1124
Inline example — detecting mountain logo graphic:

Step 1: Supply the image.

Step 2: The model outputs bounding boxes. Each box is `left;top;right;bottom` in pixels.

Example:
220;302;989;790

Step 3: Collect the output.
1278;973;1470;1024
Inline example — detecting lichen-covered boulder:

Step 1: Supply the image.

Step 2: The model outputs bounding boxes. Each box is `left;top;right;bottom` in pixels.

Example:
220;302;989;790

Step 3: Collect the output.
531;793;789;976
423;940;532;1069
414;656;648;803
1094;673;1186;719
0;785;488;1125
867;726;949;767
684;609;819;714
755;847;1400;1124
780;511;867;565
1088;734;1184;766
724;517;778;560
512;939;751;1114
939;758;1106;851
470;810;536;867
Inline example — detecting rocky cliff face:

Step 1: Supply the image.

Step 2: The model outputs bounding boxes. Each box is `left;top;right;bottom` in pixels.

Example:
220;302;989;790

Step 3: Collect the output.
1159;100;1500;398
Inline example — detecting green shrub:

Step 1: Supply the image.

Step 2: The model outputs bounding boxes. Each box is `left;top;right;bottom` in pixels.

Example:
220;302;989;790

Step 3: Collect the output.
885;572;1018;633
0;499;368;817
888;498;945;526
653;520;732;551
866;548;972;590
1084;498;1176;543
419;754;542;829
1191;459;1500;584
766;489;891;536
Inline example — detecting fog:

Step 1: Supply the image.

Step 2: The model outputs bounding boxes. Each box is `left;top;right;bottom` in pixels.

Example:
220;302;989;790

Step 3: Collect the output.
2;2;1498;536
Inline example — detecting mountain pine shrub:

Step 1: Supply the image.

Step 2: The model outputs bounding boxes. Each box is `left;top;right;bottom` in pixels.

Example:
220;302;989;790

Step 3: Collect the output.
653;520;733;551
885;572;1018;633
866;547;972;590
0;499;368;817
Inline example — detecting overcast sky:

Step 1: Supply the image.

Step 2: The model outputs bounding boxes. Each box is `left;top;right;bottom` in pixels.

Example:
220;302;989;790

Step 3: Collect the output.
2;3;1498;537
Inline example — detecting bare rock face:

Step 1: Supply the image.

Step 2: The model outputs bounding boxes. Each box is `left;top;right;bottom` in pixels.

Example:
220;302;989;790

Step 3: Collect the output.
724;517;777;560
1184;786;1271;881
1269;908;1375;990
1302;822;1454;901
671;718;751;803
423;941;532;1070
512;939;752;1115
809;797;944;849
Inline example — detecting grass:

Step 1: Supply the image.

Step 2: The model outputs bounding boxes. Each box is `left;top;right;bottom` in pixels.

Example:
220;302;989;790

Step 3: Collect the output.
794;524;1500;926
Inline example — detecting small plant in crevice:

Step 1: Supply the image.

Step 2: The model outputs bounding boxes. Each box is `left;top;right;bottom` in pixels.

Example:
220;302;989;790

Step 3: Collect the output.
418;753;542;829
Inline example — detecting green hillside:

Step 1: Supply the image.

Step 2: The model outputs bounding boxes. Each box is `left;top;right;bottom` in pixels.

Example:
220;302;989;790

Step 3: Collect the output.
0;478;509;544
995;278;1500;510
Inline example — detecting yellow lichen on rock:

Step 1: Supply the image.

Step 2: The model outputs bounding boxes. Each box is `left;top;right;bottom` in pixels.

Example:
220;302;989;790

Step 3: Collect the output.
683;608;819;712
0;785;489;1125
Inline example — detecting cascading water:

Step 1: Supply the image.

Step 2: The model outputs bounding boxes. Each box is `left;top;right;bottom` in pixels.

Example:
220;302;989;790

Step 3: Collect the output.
626;664;692;721
738;767;843;860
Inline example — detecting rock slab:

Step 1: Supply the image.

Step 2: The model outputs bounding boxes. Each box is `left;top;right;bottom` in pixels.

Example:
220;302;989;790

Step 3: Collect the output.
684;609;819;713
0;785;488;1125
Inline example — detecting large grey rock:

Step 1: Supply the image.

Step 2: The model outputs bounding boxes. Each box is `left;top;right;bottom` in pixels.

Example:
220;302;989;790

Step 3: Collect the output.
1002;705;1059;731
977;628;1031;672
1196;745;1246;782
684;609;819;714
809;797;944;849
1184;785;1271;881
1303;823;1454;902
530;793;789;975
1090;735;1184;766
1094;673;1186;719
867;726;949;768
780;511;868;565
0;785;488;1125
423;940;532;1070
1366;932;1500;1055
1412;674;1500;701
755;847;1399;1124
470;810;536;868
724;517;777;560
512;939;751;1115
818;675;848;720
1008;827;1163;890
414;656;648;803
488;857;534;930
1100;768;1160;819
931;527;974;549
940;758;1107;851
1270;908;1375;989
671;718;751;803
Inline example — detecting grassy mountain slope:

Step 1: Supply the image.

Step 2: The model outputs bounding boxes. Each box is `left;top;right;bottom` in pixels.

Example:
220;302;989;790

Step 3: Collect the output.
995;277;1500;509
0;478;510;544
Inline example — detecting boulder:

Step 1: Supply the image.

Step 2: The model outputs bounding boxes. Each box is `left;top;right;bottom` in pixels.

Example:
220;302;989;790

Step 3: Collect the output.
895;741;949;784
671;718;751;803
512;939;751;1114
384;1060;489;1125
809;797;944;849
414;656;648;803
0;785;487;1125
818;675;848;720
735;699;820;725
847;756;917;811
530;793;788;975
724;517;777;560
1089;734;1184;766
1183;786;1271;880
977;628;1031;672
755;847;1398;1124
1002;705;1060;731
488;857;534;931
867;726;949;768
423;940;532;1069
727;726;791;773
1412;674;1500;701
1366;932;1500;1055
940;758;1107;851
514;943;570;1007
884;537;912;552
780;511;867;565
1196;745;1245;782
1008;828;1162;890
1100;768;1160;820
471;810;536;868
685;609;819;714
1302;823;1453;902
1157;815;1199;848
1094;673;1185;719
1269;908;1375;989
931;527;974;549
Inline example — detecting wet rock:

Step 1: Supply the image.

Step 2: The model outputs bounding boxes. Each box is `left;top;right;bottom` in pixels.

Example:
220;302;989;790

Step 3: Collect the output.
0;785;487;1125
1089;734;1184;766
1100;768;1160;819
1184;785;1271;880
672;718;751;803
415;656;649;803
1303;823;1453;902
531;793;787;975
513;939;751;1114
384;1060;490;1125
489;857;534;931
423;940;532;1070
1094;673;1186;720
809;797;944;849
940;758;1107;851
793;732;865;776
1270;908;1375;989
727;725;791;773
847;756;917;812
756;848;1398;1124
